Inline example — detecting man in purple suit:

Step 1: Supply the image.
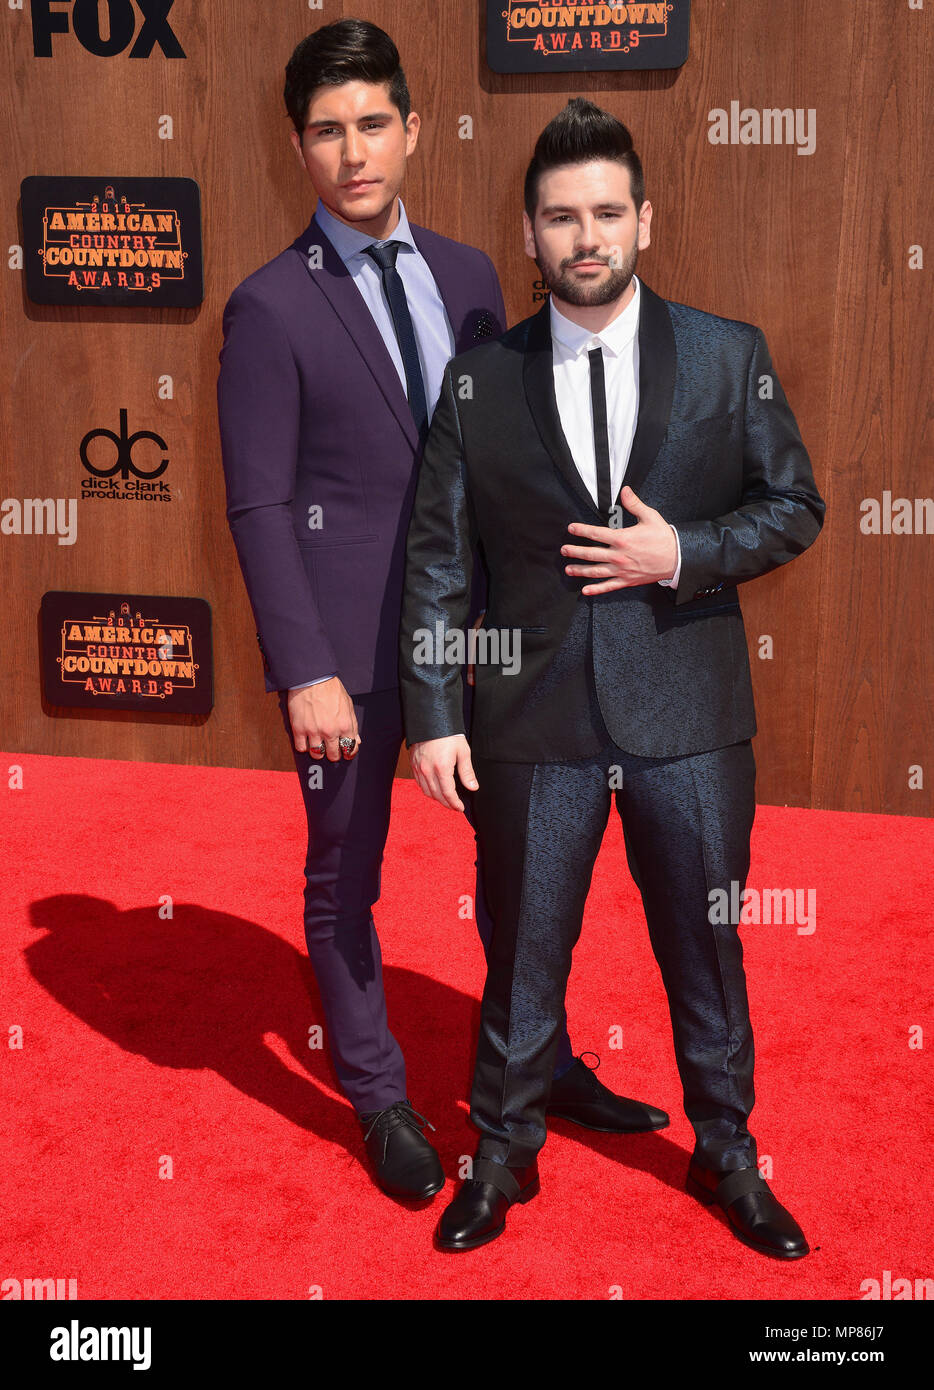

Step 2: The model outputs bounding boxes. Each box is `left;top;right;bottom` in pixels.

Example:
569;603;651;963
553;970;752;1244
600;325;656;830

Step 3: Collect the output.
216;19;666;1204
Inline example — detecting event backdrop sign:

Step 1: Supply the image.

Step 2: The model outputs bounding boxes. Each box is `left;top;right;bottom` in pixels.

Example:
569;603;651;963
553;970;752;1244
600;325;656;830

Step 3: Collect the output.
29;0;187;58
40;592;214;713
486;0;690;72
21;176;203;306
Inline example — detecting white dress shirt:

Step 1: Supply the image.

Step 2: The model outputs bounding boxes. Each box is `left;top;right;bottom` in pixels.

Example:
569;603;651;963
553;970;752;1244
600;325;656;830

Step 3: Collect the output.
550;276;681;588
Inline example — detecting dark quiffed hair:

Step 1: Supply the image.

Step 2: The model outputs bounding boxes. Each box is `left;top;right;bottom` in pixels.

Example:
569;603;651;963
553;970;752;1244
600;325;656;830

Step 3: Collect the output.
284;18;411;136
524;98;644;218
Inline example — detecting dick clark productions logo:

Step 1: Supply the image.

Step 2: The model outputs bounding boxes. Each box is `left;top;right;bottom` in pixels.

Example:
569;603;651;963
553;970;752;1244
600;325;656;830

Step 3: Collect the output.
80;408;173;503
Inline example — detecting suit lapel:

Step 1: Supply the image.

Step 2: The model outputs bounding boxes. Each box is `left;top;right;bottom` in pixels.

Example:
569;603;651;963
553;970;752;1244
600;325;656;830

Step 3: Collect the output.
522;300;604;520
291;213;418;451
618;280;677;507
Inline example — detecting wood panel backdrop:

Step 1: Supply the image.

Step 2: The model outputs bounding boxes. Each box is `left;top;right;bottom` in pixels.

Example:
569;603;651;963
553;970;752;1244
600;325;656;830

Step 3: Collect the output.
1;0;930;815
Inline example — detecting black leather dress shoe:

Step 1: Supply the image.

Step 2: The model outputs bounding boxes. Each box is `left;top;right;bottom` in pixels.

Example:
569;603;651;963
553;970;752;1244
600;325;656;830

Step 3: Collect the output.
359;1100;445;1200
545;1055;670;1133
435;1159;540;1251
686;1159;810;1259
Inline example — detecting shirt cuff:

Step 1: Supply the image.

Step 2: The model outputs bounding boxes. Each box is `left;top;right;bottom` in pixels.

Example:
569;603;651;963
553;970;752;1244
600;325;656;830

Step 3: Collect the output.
288;674;336;691
657;525;682;589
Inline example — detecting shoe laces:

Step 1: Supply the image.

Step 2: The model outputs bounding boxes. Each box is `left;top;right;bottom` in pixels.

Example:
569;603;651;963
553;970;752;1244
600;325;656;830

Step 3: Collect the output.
362;1100;436;1153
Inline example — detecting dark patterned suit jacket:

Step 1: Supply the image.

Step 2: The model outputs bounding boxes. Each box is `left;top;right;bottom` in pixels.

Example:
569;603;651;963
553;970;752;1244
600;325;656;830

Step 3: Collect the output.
399;281;825;762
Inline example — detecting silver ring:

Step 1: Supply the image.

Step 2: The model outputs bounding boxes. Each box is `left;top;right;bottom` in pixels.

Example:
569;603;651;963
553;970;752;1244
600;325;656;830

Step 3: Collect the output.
339;736;357;753
309;743;325;755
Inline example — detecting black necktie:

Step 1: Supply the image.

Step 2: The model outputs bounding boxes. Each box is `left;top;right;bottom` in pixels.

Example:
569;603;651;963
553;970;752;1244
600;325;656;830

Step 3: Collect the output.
588;345;613;517
363;240;429;443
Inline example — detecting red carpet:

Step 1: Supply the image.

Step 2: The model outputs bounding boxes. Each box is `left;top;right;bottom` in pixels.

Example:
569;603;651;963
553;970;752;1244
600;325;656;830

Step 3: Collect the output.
2;750;931;1300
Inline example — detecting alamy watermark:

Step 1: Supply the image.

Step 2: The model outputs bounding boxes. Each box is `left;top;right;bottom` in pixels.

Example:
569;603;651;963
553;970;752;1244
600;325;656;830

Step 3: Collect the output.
708;881;816;935
411;622;522;676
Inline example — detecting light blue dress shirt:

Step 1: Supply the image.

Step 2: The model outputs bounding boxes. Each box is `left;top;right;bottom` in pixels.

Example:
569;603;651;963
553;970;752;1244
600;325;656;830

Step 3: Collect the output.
315;197;455;415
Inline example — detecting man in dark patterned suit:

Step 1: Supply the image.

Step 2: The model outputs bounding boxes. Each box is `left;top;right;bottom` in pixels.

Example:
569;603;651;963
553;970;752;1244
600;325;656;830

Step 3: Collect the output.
401;100;824;1253
218;27;665;1206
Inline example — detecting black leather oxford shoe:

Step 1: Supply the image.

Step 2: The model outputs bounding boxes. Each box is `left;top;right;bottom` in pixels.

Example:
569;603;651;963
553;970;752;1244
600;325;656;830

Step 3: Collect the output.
545;1055;670;1133
359;1100;445;1200
686;1159;810;1259
435;1159;540;1251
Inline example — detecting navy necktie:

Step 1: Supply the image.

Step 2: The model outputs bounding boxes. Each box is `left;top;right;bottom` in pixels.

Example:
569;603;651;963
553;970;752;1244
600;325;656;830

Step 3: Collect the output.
588;345;613;517
363;240;429;444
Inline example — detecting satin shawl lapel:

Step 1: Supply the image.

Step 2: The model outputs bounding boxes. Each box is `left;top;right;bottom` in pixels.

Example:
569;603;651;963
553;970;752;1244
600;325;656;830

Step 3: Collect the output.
618;281;677;507
521;300;603;520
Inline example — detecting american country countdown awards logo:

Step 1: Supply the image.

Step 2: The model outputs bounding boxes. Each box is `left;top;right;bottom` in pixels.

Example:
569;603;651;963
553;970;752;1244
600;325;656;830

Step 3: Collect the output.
486;0;690;72
40;592;213;713
21;176;203;307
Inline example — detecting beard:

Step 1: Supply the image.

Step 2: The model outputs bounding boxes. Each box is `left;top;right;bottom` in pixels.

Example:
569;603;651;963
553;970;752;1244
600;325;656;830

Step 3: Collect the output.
534;233;639;308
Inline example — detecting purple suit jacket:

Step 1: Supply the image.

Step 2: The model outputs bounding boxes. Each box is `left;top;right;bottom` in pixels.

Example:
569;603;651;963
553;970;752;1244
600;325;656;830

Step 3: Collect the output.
217;210;506;695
